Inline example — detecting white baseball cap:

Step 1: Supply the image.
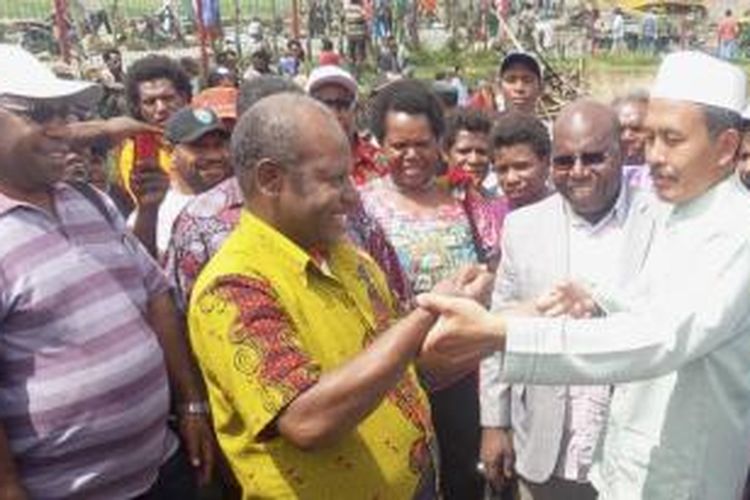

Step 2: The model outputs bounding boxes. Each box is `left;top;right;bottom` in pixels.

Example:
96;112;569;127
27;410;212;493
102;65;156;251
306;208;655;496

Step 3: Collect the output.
650;51;746;114
0;44;102;108
305;65;358;98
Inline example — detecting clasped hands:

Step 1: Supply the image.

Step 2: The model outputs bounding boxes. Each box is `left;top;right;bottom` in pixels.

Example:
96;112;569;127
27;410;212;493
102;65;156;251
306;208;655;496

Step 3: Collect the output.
419;274;600;362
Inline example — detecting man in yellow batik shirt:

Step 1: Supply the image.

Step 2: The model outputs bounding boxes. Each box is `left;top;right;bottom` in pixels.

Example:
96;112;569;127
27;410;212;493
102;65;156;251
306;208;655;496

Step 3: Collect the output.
189;94;492;499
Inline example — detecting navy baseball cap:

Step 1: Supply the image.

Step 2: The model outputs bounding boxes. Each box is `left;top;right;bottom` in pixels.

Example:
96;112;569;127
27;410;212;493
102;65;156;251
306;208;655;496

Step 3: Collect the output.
499;51;543;80
164;107;227;144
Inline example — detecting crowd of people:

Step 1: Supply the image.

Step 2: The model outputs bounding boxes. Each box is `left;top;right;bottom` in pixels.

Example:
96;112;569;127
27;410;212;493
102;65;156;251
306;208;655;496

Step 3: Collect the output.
2;30;750;500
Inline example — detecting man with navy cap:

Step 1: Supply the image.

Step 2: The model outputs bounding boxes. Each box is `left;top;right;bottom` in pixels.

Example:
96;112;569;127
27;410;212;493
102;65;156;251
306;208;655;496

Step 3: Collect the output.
129;106;232;258
417;51;750;500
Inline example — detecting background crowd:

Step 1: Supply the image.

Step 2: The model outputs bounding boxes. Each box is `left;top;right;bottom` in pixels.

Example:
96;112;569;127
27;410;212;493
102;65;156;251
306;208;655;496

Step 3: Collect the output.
2;7;750;499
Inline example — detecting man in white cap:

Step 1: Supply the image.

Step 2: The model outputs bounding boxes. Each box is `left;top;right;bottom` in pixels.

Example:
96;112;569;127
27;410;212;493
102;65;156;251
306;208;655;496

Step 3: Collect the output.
737;105;750;191
415;51;750;499
0;44;215;499
306;65;389;186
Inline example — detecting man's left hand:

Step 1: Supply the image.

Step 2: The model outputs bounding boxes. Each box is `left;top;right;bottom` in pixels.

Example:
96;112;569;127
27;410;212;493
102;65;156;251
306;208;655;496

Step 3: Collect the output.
178;415;216;486
535;281;601;318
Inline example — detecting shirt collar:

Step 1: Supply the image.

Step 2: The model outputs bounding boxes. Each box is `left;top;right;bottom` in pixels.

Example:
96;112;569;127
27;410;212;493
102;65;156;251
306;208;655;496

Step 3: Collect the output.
666;174;736;226
237;210;347;286
0;189;21;217
0;182;66;217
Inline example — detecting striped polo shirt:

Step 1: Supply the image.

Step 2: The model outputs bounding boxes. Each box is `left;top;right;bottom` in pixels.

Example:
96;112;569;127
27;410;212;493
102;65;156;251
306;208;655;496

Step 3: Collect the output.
0;183;177;499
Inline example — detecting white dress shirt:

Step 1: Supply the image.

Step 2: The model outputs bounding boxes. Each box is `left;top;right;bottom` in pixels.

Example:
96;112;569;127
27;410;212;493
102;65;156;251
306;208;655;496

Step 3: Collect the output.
501;175;750;500
553;197;627;482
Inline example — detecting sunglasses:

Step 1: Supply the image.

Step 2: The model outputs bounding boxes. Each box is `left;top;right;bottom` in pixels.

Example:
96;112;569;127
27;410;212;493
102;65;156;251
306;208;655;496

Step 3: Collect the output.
552;151;609;171
14;101;74;124
315;97;355;111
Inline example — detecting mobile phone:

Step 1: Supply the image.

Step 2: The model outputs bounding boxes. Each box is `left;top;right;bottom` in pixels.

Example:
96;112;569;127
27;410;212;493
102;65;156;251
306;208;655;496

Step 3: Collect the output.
133;132;160;166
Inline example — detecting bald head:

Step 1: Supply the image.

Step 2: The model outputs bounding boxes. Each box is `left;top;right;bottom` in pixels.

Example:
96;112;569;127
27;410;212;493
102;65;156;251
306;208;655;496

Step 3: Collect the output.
231;93;348;194
551;99;624;224
554;99;621;152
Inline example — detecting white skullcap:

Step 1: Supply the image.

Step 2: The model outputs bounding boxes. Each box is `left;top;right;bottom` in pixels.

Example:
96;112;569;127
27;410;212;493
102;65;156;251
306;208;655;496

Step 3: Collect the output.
651;51;746;114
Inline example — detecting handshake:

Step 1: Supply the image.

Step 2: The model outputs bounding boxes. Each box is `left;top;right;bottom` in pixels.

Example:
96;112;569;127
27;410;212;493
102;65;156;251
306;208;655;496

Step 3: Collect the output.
418;265;600;377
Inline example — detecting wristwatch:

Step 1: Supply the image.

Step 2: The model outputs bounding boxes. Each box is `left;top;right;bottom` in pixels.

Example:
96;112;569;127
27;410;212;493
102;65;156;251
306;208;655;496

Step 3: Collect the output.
180;401;211;416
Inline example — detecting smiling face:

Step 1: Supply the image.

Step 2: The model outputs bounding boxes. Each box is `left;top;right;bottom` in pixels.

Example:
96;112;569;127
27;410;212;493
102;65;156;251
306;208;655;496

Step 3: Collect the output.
644;99;739;204
0;106;73;192
552;106;623;222
383;111;441;191
275;110;359;249
447;129;491;182
173;130;232;194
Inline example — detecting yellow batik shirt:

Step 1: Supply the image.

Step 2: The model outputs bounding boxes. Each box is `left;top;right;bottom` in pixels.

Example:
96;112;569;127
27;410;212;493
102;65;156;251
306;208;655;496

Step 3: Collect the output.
189;211;436;499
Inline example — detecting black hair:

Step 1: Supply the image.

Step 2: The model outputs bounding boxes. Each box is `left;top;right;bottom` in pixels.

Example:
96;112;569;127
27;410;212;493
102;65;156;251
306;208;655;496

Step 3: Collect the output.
611;89;649;109
321;38;334;51
702;104;742;139
102;47;121;62
444;108;492;150
369;79;445;143
490;110;551;159
206;66;236;88
125;55;192;119
237;75;303;117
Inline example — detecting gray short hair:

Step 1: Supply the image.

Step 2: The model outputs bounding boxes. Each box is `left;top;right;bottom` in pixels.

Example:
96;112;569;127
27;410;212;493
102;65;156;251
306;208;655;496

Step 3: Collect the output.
701;104;742;139
231;93;332;194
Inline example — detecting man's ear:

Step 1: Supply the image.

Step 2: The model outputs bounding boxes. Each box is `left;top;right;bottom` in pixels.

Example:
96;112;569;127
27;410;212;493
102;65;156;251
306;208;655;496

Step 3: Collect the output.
254;158;285;197
716;127;742;171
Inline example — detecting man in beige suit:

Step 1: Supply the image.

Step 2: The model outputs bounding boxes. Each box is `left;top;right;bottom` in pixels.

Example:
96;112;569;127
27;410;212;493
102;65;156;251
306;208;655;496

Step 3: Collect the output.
480;100;657;499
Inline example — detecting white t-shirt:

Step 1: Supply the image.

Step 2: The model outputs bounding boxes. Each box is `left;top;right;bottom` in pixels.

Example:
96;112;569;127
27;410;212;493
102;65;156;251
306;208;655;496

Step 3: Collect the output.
127;188;195;259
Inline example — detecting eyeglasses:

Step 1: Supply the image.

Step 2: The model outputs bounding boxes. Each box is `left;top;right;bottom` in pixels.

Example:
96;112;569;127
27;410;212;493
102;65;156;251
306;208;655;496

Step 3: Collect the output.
315;97;355;111
552;151;609;171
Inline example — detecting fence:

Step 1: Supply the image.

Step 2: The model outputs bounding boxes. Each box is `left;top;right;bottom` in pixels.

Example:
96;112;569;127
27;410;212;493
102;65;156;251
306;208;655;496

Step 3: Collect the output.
1;0;306;73
1;0;295;23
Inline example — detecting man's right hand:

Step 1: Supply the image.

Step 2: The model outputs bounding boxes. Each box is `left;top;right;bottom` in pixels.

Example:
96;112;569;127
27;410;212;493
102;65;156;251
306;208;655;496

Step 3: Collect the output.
130;166;169;209
417;293;505;358
0;481;28;500
480;427;515;491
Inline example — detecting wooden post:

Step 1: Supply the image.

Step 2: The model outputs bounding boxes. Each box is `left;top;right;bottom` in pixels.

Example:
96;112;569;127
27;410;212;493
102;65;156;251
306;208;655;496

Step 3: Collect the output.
234;0;243;58
53;0;71;64
195;0;210;78
292;0;301;38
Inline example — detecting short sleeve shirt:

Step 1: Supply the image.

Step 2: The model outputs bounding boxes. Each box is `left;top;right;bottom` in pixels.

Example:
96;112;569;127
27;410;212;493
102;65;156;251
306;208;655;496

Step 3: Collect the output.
189;211;435;499
0;183;176;499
